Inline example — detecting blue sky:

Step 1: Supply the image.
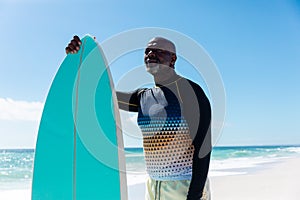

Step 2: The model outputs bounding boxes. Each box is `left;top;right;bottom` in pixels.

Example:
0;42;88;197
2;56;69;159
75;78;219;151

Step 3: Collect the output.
0;0;299;148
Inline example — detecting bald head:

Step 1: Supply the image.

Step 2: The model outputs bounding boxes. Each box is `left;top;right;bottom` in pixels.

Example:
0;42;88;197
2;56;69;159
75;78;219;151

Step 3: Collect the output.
146;37;176;54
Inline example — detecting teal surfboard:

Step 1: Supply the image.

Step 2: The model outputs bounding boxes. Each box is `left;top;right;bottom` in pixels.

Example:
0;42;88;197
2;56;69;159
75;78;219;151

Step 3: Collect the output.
32;35;127;200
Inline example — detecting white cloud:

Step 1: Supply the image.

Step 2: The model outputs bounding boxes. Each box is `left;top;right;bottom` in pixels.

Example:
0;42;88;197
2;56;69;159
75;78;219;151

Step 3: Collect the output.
0;98;43;121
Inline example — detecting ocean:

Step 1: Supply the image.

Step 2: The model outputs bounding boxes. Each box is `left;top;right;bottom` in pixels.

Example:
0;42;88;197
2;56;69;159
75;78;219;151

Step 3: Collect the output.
1;145;300;192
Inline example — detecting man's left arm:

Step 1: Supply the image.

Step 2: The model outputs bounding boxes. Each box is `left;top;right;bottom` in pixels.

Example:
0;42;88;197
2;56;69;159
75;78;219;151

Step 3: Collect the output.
178;79;212;200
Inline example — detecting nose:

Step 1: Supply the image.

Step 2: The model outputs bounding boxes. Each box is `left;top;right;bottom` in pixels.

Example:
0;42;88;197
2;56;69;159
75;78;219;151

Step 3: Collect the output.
147;50;156;59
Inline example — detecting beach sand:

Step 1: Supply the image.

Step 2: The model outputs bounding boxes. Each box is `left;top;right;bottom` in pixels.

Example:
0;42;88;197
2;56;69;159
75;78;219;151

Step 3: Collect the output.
0;189;30;200
1;157;299;199
128;157;300;199
210;157;300;200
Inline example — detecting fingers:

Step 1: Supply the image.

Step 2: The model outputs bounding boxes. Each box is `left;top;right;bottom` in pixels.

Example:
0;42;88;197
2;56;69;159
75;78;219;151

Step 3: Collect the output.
73;35;82;45
65;35;82;54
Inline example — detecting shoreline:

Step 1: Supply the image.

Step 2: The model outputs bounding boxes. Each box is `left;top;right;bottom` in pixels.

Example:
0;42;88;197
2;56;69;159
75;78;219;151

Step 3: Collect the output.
1;156;300;199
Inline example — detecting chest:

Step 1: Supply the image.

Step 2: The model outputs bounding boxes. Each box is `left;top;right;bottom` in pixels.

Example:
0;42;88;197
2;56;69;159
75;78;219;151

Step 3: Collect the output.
138;87;182;120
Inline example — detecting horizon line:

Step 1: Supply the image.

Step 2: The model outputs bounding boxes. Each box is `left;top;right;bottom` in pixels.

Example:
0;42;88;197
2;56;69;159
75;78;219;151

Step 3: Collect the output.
1;143;300;151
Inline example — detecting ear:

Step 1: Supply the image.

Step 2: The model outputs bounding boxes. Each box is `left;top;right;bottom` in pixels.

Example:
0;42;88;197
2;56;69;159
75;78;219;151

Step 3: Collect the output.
170;54;177;66
172;54;177;62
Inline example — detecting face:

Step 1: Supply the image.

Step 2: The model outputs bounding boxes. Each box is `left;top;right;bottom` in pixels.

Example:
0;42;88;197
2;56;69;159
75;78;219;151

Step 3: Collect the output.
144;38;176;75
144;48;172;74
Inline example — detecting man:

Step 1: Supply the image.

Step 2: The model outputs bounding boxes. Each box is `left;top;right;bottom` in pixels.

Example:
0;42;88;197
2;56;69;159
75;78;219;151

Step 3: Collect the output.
66;36;211;200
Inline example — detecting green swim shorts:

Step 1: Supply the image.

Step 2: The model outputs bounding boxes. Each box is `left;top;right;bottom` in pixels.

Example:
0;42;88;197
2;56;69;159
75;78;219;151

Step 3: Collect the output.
145;177;211;200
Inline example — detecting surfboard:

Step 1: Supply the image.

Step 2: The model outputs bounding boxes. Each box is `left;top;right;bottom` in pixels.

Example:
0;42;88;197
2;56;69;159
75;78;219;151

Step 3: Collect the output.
32;35;127;200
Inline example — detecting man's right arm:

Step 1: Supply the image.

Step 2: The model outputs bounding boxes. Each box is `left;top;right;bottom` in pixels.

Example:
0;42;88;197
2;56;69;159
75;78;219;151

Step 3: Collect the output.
116;90;141;112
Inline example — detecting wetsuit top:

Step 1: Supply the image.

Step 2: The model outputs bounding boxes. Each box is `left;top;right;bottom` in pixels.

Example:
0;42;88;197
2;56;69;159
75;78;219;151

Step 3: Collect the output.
117;73;211;200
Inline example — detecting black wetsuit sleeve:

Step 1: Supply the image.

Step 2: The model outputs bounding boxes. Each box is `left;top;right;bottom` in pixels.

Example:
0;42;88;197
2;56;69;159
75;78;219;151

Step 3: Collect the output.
116;89;141;112
178;79;212;200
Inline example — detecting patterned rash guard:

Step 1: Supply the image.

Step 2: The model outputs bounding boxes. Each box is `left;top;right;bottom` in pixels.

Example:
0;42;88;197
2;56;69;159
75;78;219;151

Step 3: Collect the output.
117;74;211;199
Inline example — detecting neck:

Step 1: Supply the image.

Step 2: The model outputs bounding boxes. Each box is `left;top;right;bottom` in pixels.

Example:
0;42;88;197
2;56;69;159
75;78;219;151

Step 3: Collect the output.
153;69;177;84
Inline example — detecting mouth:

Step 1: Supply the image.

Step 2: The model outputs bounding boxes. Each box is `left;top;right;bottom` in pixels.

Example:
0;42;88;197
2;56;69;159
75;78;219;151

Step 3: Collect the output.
145;58;159;64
